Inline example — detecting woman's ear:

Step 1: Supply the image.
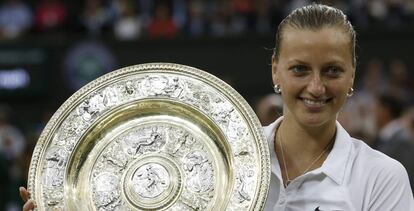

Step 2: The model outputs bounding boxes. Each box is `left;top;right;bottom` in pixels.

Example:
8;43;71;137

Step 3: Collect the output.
271;55;279;85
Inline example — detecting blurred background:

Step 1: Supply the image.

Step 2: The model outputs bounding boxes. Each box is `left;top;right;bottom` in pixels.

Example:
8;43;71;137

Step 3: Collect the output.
0;0;413;209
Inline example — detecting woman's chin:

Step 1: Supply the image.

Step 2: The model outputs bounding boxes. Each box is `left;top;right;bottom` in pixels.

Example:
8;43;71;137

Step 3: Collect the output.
296;113;335;128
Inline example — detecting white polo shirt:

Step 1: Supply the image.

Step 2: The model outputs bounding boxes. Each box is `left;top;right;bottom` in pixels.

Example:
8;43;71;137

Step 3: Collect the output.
263;117;414;211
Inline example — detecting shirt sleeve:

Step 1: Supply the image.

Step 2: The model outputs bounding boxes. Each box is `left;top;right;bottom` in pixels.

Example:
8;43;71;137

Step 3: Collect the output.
368;159;414;211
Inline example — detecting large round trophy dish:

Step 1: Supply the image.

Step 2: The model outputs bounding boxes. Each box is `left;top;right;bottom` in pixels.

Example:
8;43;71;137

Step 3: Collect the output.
28;63;270;211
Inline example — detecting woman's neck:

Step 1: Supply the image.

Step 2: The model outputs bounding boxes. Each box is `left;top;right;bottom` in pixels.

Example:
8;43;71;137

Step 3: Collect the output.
279;116;336;157
275;114;337;186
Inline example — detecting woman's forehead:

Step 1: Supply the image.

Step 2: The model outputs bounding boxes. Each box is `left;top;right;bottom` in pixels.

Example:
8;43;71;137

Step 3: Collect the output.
278;27;353;65
282;26;350;45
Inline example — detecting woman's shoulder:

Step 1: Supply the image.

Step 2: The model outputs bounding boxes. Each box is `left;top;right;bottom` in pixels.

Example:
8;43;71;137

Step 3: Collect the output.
349;138;414;210
349;137;408;179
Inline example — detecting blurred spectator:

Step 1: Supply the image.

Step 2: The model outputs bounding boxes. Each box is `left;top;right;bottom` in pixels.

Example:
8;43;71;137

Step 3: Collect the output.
254;93;283;126
34;0;67;32
185;0;207;37
0;0;32;39
80;0;111;35
400;106;414;141
172;0;187;30
340;89;381;143
320;0;350;13
373;94;405;148
285;0;311;16
253;0;272;34
137;0;154;28
385;0;408;28
359;58;388;96
374;97;414;191
367;0;388;24
0;105;25;161
113;0;142;40
209;1;247;37
388;59;413;103
147;2;178;39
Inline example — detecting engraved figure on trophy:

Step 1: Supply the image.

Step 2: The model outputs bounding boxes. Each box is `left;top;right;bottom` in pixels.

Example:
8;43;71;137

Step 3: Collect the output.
188;90;215;114
131;163;170;198
234;170;253;203
44;188;63;207
93;172;121;210
103;143;128;170
164;77;184;98
63;113;88;136
124;81;135;95
211;99;235;127
183;150;214;193
119;78;145;100
102;86;120;107
142;76;168;96
77;94;106;122
169;130;196;157
43;147;68;187
141;76;184;98
126;127;166;156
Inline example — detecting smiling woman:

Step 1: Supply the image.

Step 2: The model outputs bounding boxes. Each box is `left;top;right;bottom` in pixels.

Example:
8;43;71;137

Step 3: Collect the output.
264;3;414;211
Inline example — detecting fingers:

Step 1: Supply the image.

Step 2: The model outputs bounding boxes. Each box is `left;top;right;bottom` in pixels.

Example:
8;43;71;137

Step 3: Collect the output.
20;187;36;211
23;199;35;211
19;187;29;202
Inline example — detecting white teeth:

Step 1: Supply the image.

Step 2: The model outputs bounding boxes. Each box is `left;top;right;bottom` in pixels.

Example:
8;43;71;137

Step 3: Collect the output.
303;98;327;106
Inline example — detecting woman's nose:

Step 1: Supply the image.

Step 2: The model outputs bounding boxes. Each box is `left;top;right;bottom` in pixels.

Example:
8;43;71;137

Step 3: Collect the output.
307;73;326;97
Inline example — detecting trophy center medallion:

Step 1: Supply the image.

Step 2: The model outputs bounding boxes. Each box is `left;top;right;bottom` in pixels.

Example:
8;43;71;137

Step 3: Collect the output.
131;162;170;198
123;155;182;210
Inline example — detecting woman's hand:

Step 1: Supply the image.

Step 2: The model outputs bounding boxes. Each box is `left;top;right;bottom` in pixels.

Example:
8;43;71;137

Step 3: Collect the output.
19;187;35;211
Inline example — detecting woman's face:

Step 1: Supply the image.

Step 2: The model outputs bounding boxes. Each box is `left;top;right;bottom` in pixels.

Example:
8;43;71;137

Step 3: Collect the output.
272;26;355;128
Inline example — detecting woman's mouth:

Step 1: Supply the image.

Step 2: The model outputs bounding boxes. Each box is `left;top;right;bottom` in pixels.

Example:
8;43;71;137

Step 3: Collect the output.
300;97;332;110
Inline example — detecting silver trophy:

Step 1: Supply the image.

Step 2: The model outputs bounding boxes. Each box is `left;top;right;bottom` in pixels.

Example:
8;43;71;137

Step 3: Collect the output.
28;63;270;210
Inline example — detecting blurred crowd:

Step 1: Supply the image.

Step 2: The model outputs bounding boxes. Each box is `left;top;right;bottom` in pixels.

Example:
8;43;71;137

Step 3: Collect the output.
0;0;414;210
0;0;413;40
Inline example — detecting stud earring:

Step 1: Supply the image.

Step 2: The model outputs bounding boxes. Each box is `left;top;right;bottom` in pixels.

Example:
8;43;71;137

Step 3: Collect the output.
347;87;354;97
274;84;281;94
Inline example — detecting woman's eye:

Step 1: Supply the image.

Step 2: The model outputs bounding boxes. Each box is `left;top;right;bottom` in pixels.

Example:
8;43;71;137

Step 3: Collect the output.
325;66;343;77
290;65;308;74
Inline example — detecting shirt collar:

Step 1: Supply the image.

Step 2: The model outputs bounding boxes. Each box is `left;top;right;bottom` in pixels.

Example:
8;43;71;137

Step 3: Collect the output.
263;117;283;181
320;121;353;185
263;116;353;185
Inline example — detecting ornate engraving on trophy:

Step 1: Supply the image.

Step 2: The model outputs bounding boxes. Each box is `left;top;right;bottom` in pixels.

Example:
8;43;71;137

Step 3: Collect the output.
166;128;197;158
76;93;105;122
140;76;184;98
102;86;120;107
235;173;251;203
103;143;128;169
124;81;135;95
93;172;121;210
131;163;170;198
43;147;67;188
129;127;166;155
183;150;214;193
